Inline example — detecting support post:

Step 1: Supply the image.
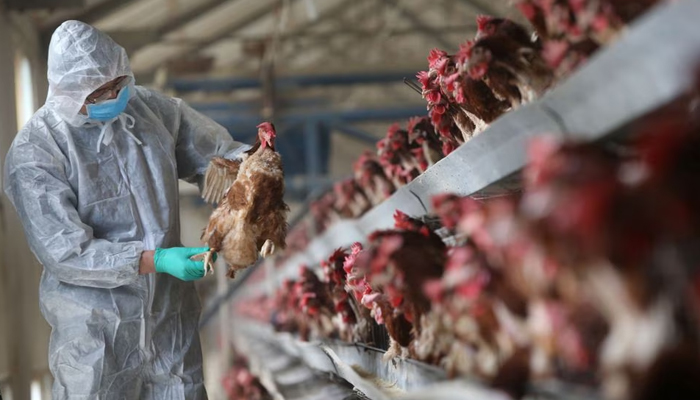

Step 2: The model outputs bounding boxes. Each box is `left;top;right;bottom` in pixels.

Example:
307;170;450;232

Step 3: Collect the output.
304;120;322;192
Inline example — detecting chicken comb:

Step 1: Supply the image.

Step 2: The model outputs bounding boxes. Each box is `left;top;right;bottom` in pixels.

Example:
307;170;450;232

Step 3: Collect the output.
476;15;492;32
416;70;431;89
460;40;475;57
376;138;388;151
428;48;448;68
343;243;363;274
419;226;431;238
443;72;461;88
442;141;458;156
407;116;422;133
393;209;412;228
353;150;374;171
387;122;401;137
256;121;275;133
351;242;363;254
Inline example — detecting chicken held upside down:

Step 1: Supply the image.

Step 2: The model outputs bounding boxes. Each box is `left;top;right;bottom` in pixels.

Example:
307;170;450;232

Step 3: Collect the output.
197;122;289;278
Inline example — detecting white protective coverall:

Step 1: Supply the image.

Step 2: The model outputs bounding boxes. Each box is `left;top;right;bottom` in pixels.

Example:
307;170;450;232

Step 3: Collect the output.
3;20;248;399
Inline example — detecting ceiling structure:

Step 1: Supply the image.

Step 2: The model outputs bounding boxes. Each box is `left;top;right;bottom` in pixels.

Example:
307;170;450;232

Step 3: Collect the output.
25;0;521;201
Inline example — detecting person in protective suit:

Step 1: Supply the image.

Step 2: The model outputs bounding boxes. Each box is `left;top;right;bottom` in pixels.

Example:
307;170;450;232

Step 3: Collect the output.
3;20;249;399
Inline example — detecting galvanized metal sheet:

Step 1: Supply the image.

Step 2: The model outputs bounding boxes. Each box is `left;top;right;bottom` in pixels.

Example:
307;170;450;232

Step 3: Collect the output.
7;0;83;10
306;220;365;262
355;186;428;237
405;104;564;211
541;0;700;140
234;320;517;400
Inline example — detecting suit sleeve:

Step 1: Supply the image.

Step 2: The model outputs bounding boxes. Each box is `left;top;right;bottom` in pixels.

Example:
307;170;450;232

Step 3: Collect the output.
172;98;250;185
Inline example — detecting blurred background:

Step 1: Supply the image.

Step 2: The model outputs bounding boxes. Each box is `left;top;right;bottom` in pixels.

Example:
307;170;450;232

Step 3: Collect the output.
0;0;510;399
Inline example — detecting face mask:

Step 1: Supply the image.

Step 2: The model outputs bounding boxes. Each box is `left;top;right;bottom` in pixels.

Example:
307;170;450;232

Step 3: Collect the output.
86;85;130;121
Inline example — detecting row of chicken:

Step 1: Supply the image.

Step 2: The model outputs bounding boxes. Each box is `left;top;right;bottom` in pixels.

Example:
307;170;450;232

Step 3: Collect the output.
419;0;665;160
237;81;700;399
277;0;665;262
222;348;271;400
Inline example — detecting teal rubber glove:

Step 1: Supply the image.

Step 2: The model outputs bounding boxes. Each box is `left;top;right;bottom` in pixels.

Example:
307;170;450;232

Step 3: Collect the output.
154;247;216;281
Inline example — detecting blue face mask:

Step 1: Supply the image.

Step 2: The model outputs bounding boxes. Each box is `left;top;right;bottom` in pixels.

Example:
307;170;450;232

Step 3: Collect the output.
86;85;130;121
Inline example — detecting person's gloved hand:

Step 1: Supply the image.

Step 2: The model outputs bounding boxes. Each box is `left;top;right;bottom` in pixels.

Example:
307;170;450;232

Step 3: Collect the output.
154;247;216;281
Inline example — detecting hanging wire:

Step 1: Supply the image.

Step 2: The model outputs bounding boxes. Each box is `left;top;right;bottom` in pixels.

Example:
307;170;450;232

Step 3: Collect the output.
261;0;291;73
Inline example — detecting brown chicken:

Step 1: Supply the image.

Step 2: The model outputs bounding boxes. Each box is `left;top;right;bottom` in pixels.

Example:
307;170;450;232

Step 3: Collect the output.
476;15;540;50
222;348;270;400
199;122;289;278
297;266;336;340
465;34;553;106
356;211;447;359
323;248;377;342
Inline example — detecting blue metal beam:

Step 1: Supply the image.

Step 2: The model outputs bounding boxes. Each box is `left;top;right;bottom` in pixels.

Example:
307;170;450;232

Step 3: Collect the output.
209;105;427;128
169;71;420;92
325;120;380;144
190;97;328;113
304;121;322;186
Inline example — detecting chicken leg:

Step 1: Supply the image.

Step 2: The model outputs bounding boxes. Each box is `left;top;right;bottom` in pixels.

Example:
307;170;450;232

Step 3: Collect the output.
203;251;215;275
190;250;216;275
260;239;276;258
383;338;410;361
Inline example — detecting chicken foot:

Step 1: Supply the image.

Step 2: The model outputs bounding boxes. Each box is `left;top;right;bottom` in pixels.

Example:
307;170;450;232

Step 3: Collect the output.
190;250;216;275
260;239;276;258
383;338;410;361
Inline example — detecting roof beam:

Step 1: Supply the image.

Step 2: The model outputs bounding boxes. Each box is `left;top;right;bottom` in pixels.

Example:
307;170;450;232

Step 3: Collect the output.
222;0;353;71
184;0;284;53
111;0;234;54
454;0;500;16
281;0;379;67
41;0;141;32
135;0;283;74
157;0;233;36
160;25;476;45
378;0;454;50
280;0;358;40
75;0;141;24
39;0;142;60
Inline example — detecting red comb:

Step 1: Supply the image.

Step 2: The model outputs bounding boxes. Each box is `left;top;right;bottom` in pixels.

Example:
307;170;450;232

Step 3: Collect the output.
256;122;275;133
476;15;492;31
